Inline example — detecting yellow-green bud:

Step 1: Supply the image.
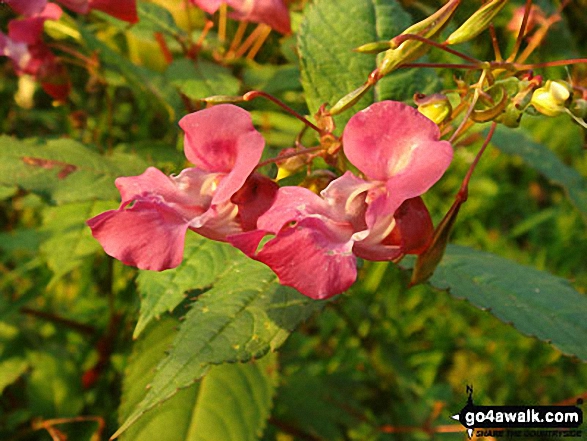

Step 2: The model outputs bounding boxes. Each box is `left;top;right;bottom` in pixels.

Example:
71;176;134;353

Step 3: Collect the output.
329;81;373;115
414;93;452;124
379;0;461;76
202;95;245;104
446;0;507;45
354;41;393;54
530;80;572;117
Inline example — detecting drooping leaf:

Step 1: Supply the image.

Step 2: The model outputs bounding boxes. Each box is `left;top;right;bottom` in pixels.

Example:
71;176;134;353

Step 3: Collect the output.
490;127;587;220
0;136;147;204
430;245;587;361
119;317;278;441
135;234;237;338
165;59;241;101
298;0;438;130
115;252;322;437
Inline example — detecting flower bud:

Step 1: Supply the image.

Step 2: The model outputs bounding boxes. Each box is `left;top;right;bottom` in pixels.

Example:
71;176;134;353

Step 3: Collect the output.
530;80;572;117
379;0;460;76
414;93;452;124
354;41;393;54
329;81;373;115
202;95;245;104
446;0;507;45
275;148;308;181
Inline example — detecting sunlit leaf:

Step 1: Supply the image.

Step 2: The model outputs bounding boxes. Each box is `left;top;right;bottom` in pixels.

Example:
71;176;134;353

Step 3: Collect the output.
115;254;321;437
0;136;147;204
298;0;438;130
135;234;237;338
119;317;277;441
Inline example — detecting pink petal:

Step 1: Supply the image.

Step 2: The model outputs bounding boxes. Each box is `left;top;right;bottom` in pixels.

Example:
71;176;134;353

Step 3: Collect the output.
5;0;47;16
320;171;371;228
8;4;63;45
343;101;453;187
231;217;357;299
189;0;224;14
229;0;291;34
179;105;265;204
353;197;432;260
87;200;189;270
231;173;278;231
89;0;138;22
255;186;338;233
0;32;31;71
115;167;215;219
392;197;433;255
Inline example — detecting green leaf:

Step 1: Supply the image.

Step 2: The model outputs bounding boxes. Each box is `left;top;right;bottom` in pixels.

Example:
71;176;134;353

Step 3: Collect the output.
0;136;147;204
430;245;587;361
135;234;237;338
0;357;29;394
298;0;437;129
490;127;587;220
165;59;241;101
119;317;277;441
115;254;321;437
40;201;118;284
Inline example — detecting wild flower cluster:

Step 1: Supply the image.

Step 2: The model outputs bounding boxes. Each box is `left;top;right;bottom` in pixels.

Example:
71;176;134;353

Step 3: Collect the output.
83;0;587;300
88;101;453;299
7;0;583;299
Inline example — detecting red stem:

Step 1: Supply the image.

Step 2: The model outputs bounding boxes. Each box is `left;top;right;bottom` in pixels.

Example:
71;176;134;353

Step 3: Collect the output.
244;91;322;134
392;34;483;65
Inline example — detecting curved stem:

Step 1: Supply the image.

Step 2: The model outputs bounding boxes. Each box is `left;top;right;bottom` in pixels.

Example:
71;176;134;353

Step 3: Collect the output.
244;91;322;133
513;58;587;70
448;70;488;144
400;62;481;70
392;34;483;65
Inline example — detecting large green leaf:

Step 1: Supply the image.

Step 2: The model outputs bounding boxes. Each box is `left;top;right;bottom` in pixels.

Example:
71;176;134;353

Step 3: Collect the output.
115;254;321;437
0;136;147;204
135;234;238;338
119;317;277;441
490;127;587;220
298;0;437;129
430;245;587;360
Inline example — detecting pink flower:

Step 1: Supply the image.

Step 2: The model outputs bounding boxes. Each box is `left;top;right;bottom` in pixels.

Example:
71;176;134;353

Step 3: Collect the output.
6;0;138;23
342;101;453;259
229;101;452;299
190;0;291;35
0;4;71;101
87;104;277;271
